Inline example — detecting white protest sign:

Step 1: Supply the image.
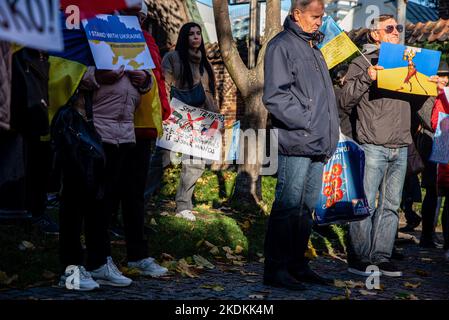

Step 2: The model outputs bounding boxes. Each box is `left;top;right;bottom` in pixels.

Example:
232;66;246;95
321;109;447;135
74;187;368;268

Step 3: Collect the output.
157;98;224;161
83;15;154;71
0;0;63;51
430;111;449;164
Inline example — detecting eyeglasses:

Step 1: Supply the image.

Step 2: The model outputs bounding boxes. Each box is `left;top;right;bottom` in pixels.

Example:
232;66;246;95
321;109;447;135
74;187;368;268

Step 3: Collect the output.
379;24;404;34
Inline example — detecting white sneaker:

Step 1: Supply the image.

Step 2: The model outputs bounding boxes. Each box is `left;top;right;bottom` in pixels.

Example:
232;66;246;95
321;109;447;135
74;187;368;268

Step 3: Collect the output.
59;265;99;291
444;250;449;262
175;210;196;221
128;257;168;277
90;257;133;287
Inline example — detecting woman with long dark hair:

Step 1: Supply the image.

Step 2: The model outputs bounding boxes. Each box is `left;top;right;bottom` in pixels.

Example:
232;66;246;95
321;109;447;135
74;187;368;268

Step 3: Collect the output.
162;22;218;221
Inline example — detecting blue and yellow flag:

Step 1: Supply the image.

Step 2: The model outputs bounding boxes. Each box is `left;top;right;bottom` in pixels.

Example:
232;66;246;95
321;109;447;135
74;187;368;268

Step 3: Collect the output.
318;16;358;70
47;13;95;117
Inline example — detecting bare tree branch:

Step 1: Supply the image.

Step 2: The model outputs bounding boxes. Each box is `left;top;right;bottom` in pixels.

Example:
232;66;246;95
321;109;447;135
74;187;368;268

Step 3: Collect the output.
212;0;249;96
265;0;282;39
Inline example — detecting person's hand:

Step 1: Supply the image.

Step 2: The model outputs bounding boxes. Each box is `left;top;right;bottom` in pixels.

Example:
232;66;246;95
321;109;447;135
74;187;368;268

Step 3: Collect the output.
368;65;384;81
95;66;125;85
127;70;150;88
428;75;448;91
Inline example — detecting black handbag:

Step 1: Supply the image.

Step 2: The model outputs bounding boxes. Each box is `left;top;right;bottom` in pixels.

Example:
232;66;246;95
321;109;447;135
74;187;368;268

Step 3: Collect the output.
406;141;425;176
10;48;50;136
51;91;105;196
170;81;206;108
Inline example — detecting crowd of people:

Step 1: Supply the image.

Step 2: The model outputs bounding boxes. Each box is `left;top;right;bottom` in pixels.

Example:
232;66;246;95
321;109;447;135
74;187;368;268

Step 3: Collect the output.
0;0;448;293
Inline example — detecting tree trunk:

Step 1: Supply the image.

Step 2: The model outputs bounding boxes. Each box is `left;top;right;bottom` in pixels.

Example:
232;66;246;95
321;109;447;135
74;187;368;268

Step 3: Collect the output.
232;90;267;205
212;0;280;208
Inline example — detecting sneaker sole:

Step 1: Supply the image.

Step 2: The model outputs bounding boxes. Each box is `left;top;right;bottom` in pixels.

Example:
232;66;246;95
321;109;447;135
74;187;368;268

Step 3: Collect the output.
348;268;382;277
140;271;168;277
58;282;99;291
95;279;132;287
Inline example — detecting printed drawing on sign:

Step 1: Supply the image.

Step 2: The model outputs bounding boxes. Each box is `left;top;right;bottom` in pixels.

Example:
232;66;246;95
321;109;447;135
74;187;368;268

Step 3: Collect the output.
157;98;224;161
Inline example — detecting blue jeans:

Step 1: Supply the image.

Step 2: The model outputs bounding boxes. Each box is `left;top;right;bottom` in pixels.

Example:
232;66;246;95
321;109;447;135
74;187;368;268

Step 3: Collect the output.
264;155;324;276
349;144;407;264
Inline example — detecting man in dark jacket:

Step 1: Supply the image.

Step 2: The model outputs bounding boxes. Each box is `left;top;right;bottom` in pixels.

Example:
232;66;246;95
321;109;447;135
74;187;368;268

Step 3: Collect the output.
262;0;339;290
340;14;441;277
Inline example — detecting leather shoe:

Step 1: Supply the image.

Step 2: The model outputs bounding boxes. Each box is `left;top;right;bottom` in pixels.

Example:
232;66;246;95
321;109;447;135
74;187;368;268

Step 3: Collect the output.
264;269;306;291
289;266;333;286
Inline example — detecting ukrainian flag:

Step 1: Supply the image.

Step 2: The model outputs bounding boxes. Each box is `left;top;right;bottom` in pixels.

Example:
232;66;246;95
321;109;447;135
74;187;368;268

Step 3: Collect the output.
318;16;359;70
47;13;95;118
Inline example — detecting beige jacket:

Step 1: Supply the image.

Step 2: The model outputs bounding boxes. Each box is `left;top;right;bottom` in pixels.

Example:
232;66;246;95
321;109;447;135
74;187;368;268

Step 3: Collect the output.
0;42;12;131
80;67;147;145
162;50;218;113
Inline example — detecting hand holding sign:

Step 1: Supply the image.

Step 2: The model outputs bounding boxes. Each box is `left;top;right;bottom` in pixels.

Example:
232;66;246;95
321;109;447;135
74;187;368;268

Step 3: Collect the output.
95;65;125;84
368;65;384;81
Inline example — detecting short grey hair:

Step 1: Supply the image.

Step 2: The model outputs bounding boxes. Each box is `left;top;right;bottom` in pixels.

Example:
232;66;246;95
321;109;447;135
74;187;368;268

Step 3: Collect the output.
290;0;324;12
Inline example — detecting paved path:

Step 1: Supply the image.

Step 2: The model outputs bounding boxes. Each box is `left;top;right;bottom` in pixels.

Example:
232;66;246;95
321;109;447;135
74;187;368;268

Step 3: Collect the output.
1;238;448;300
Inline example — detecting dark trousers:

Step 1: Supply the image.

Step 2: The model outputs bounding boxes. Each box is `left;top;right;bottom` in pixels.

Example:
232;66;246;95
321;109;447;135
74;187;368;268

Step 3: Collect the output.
401;174;422;224
440;191;449;250
59;159;108;271
104;140;152;262
264;155;324;278
421;186;438;243
25;137;52;218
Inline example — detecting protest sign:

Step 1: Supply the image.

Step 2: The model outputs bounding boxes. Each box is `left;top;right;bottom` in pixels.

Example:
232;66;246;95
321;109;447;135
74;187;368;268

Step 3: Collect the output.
83;15;154;70
0;0;63;51
157;98;224;161
317;16;358;70
224;121;240;162
430;111;449;164
378;43;440;96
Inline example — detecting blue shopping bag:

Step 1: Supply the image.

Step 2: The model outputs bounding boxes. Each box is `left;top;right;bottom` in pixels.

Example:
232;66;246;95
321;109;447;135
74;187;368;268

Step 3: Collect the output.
315;134;370;225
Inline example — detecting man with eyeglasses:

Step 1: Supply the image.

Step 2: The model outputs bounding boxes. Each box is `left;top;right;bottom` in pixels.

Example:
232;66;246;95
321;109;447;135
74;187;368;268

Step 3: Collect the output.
339;14;443;277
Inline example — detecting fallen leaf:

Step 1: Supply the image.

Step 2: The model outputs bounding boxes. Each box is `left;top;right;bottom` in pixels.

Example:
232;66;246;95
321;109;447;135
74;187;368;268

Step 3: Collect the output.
232;260;245;266
0;272;18;286
404;282;421;289
18;240;35;251
331;296;347;300
193;255;215;269
196;240;204;247
120;267;142;277
245;279;258;283
240;271;259;276
42;271;56;280
161;253;175;261
176;259;198;278
256;253;264;258
258;258;265;263
222;246;234;254
305;245;317;260
359;289;377;296
396;292;419;300
235;245;244;254
159;211;170;216
226;253;238;260
204;241;216;249
150;218;158;226
345;281;365;289
334;280;346;288
415;269;430;277
345;288;351;299
420;258;433;262
209;246;220;255
201;284;224;292
239;221;251;230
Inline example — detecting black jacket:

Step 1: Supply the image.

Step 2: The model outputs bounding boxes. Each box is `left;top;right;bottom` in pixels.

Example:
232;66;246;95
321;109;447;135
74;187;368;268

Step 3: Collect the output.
339;44;428;148
263;16;339;158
